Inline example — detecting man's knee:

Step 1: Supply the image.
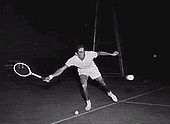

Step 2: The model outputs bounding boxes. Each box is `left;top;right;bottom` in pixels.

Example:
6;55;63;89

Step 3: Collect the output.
100;81;106;86
82;84;87;90
96;77;106;86
80;75;88;87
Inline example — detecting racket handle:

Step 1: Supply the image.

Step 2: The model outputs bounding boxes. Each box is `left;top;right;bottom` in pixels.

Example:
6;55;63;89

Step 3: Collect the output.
31;73;42;79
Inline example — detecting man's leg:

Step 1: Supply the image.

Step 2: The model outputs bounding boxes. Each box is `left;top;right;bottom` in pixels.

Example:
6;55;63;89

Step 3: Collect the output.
95;76;118;102
80;75;91;110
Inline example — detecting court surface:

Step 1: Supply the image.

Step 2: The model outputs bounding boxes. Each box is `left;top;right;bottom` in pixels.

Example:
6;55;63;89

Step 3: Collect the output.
0;76;170;124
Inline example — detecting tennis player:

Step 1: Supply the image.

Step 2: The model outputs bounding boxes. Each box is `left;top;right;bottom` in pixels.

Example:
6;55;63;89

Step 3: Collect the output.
44;44;119;111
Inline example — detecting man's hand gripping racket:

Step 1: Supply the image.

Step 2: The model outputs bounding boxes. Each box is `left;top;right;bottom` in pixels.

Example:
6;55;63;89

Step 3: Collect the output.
43;75;54;83
43;65;67;83
111;51;119;56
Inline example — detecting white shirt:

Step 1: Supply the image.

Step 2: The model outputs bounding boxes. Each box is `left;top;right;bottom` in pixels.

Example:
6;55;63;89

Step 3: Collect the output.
65;51;98;69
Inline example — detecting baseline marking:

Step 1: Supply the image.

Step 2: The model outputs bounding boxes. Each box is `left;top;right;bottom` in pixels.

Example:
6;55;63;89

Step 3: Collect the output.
51;87;165;124
123;101;170;107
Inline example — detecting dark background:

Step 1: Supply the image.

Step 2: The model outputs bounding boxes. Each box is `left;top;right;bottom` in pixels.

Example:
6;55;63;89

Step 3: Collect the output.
0;0;169;81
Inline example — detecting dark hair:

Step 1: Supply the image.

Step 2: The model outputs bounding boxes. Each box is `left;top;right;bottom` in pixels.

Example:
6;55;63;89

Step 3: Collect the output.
75;44;85;52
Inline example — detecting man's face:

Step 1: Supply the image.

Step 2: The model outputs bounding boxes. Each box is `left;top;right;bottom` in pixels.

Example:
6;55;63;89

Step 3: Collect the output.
77;47;85;59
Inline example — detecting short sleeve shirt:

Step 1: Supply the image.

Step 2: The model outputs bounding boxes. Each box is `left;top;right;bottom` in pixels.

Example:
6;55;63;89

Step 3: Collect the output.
65;51;98;69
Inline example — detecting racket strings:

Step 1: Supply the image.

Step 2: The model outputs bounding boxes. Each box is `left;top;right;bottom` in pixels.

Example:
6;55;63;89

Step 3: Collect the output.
15;64;30;75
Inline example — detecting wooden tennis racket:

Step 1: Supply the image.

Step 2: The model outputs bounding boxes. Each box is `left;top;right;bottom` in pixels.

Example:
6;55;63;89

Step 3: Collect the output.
13;62;43;79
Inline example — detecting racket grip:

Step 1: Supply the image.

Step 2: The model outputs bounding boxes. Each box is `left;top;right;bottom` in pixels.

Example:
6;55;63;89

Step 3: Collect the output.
49;75;54;80
31;73;42;79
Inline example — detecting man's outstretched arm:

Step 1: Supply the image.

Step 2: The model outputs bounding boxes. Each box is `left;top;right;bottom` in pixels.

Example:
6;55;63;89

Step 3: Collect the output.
97;51;119;57
43;65;68;82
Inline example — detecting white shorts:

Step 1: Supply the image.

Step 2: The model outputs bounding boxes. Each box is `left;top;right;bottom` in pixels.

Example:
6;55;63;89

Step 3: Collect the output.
77;66;101;80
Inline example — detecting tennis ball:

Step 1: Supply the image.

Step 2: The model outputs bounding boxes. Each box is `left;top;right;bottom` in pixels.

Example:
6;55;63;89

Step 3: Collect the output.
74;111;79;115
126;75;134;81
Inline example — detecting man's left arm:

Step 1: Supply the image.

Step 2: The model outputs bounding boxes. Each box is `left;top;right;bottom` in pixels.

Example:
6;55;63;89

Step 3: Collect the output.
97;51;119;57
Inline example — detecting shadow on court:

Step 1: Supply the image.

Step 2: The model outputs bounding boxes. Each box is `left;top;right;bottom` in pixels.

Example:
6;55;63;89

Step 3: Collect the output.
0;77;170;124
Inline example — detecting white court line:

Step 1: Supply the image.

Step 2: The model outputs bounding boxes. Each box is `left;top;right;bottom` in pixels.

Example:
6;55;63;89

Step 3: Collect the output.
122;101;170;107
50;87;165;124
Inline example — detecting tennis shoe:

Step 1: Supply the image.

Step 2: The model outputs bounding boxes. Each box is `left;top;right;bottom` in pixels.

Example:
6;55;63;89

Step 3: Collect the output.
85;100;91;111
108;91;118;102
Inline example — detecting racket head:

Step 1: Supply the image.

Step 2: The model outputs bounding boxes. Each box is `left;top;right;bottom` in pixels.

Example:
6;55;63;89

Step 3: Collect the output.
13;62;32;77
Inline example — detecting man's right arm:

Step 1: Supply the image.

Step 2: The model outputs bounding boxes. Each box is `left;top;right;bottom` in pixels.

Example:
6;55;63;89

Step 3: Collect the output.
43;65;68;82
51;65;68;77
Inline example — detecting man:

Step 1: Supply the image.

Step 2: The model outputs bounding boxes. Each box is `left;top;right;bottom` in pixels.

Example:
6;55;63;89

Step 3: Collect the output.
44;44;119;111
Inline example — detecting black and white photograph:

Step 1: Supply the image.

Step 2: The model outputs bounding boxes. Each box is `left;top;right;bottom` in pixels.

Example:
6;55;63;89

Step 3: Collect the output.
0;0;170;124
